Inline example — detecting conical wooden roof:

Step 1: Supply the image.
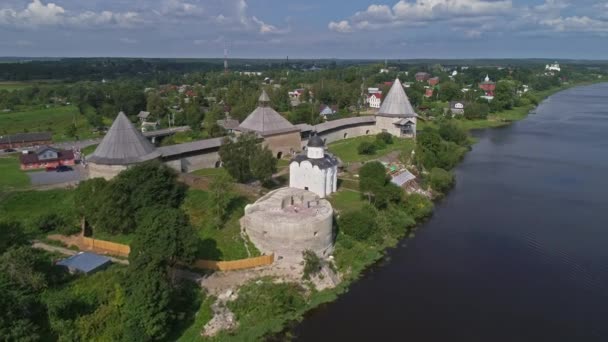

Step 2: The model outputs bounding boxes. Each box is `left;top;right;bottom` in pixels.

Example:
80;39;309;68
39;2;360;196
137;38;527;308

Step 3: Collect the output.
88;112;161;165
236;91;298;136
377;78;416;118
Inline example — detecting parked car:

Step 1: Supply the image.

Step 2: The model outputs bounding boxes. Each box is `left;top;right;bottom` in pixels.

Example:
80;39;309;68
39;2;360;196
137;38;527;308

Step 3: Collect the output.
56;165;73;172
3;148;16;153
45;166;56;172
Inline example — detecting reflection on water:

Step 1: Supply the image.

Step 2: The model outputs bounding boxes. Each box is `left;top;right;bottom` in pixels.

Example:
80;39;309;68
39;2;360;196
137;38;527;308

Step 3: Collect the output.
294;83;608;342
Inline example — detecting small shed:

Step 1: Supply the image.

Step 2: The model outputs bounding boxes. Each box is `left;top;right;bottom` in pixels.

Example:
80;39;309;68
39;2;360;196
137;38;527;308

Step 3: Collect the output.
57;252;111;274
391;169;416;187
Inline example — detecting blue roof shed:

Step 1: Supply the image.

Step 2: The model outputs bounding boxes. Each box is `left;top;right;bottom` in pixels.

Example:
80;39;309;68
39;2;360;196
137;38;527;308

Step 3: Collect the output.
57;252;112;274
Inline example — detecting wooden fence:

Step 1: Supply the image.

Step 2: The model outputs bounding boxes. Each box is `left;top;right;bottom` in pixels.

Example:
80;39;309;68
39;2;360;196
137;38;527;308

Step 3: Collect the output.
81;237;131;257
78;236;274;271
191;254;275;271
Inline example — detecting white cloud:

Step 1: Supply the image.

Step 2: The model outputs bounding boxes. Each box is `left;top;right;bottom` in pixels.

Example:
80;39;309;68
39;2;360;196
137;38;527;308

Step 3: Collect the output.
158;0;204;17
338;0;512;32
0;0;140;28
541;16;608;32
328;20;353;32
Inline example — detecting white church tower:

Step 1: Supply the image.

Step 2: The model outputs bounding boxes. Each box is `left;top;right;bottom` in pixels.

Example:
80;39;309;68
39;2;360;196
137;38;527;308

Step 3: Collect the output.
289;134;338;198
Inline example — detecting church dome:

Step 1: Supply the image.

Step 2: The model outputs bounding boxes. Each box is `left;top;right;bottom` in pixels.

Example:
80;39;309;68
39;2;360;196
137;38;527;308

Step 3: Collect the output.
307;134;324;148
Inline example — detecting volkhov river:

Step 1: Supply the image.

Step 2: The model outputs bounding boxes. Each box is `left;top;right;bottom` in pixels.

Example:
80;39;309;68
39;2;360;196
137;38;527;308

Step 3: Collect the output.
294;83;608;341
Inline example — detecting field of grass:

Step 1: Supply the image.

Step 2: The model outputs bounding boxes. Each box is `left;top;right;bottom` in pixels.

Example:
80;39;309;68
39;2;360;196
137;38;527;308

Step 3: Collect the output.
328;135;415;163
0;189;77;235
183;189;259;260
0;82;34;91
329;189;365;213
190;167;229;178
0;155;30;192
0;105;95;141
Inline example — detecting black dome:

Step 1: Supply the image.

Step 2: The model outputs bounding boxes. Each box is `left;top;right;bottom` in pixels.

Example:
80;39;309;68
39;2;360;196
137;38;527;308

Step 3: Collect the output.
307;134;324;147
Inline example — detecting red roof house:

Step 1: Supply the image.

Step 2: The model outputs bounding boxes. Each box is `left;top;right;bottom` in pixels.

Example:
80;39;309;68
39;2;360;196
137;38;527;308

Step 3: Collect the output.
19;146;75;170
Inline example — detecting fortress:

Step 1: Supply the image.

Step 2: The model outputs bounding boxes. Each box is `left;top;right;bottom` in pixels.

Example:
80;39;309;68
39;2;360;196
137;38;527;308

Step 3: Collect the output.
86;77;417;180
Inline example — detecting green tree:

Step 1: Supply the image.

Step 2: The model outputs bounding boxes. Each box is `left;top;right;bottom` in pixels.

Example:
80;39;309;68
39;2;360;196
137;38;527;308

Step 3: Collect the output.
219;134;258;182
129;207;197;268
464;102;490;120
209;172;235;228
429;167;455;194
357;141;377;155
65;123;77;138
403;193;434;221
438;120;469;146
250;145;277;184
359;161;402;208
338;205;378;241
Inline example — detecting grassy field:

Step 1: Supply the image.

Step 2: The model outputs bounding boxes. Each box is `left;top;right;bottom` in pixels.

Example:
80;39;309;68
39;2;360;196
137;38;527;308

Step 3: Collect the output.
328;135;415;163
183;189;259;260
0;82;37;91
0;189;78;235
0;155;30;192
329;189;365;213
81;144;98;156
0;105;95;141
190;167;229;178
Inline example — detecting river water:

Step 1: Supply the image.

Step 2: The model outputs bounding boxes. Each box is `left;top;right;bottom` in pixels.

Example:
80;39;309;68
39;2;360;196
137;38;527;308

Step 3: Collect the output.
294;83;608;341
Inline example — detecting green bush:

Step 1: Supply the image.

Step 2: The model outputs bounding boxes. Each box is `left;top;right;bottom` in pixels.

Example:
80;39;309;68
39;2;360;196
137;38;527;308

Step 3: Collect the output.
377;206;416;240
429;167;455;193
464;102;490;120
302;250;322;280
376;132;393;145
374;139;386;150
403;193;434;221
357;141;377;155
438;121;468;146
338;205;377;241
35;213;66;233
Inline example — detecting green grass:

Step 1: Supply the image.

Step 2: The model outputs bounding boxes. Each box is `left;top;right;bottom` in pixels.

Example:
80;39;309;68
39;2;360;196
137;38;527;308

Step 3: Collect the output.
0;189;77;236
91;231;134;245
0;82;34;91
81;144;98;156
176;294;215;341
0;105;96;141
0;155;30;192
183;189;259;261
328;135;415;163
190;167;229;178
329;189;365;213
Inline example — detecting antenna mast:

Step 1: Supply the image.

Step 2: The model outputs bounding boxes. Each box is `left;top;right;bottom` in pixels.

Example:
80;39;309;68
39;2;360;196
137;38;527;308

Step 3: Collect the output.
224;43;229;75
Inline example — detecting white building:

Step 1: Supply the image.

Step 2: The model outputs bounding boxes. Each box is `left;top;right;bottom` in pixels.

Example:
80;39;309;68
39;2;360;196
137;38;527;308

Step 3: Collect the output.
546;62;561;72
367;93;382;108
289;134;338;198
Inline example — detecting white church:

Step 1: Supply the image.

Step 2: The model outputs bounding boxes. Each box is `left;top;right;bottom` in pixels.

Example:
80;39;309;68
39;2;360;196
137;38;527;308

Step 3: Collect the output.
289;134;339;198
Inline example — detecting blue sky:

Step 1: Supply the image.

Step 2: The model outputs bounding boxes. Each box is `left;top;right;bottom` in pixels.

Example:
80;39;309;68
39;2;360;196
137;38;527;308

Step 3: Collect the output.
1;0;608;59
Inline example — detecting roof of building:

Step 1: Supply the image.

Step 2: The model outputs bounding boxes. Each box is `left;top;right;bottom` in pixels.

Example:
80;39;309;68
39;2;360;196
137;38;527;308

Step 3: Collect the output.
319;105;335;116
377;78;417;118
449;101;467;109
20;147;74;164
258;89;271;102
390;169;416;186
0;132;52;144
88;112;161;165
57;252;111;274
137;111;150;119
291;152;339;169
236;92;299;136
314;116;376;133
157;137;224;158
369;93;382;99
307;133;324;147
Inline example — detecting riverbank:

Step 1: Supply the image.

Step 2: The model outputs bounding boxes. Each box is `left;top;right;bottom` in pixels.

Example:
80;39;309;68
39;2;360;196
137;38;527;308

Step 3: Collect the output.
265;81;606;341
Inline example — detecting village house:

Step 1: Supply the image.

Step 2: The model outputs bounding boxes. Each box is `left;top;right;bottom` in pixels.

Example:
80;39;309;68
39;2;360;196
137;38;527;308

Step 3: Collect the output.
449;101;467;115
19;146;75;170
415;72;431;82
319;105;337;117
428;77;440;87
0;132;52;149
367;93;382;108
424;88;434;98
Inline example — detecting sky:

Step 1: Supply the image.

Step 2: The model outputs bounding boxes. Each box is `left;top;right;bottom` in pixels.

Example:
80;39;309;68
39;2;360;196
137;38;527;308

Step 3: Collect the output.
1;0;608;59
